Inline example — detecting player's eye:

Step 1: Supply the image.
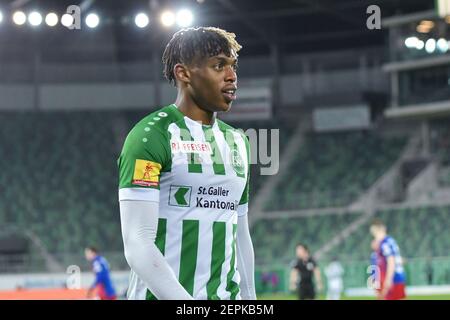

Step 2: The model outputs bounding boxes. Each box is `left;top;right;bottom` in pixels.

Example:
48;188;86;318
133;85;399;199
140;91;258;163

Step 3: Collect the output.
214;63;224;71
232;63;238;72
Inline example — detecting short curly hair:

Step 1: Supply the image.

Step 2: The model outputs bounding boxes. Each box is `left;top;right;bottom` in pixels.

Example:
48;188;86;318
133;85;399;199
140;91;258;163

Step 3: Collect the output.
162;26;242;86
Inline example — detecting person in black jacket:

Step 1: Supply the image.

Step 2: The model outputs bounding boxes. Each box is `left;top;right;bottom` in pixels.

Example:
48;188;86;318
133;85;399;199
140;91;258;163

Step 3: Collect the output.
289;243;323;300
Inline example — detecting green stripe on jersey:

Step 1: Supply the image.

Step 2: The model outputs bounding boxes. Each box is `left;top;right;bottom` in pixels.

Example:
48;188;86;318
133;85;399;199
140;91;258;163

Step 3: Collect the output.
176;120;203;173
146;218;168;300
202;126;226;175
179;220;200;295
225;224;239;299
155;218;167;254
207;222;226;300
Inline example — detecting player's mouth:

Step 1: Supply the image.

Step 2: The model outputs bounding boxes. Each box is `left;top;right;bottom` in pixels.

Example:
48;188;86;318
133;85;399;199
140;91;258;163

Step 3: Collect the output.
222;87;237;103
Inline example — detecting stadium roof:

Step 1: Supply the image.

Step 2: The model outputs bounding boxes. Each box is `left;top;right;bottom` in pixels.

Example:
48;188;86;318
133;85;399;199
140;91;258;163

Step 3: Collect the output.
0;0;435;62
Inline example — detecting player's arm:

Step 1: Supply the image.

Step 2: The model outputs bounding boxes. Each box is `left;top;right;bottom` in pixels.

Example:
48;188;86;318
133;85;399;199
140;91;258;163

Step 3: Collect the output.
314;266;323;292
236;213;256;300
120;199;193;300
118;127;193;300
380;242;395;297
289;268;298;291
87;262;102;298
382;255;395;297
235;135;256;300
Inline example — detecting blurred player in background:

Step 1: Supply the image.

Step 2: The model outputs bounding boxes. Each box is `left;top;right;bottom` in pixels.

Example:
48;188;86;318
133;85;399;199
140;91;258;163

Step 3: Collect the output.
370;219;406;300
85;246;117;300
289;243;323;300
118;27;255;300
324;257;344;300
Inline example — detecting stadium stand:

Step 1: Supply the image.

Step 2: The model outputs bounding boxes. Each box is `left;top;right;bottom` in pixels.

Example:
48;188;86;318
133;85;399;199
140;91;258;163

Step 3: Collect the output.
0;111;123;261
251;205;450;288
251;211;362;266
227;119;296;195
330;205;450;261
264;131;407;210
430;119;450;186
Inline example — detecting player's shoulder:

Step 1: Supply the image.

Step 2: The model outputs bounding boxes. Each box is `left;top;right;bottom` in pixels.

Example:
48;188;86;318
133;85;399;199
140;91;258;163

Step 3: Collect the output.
132;104;181;133
98;256;107;264
289;258;299;268
124;105;181;145
384;235;396;245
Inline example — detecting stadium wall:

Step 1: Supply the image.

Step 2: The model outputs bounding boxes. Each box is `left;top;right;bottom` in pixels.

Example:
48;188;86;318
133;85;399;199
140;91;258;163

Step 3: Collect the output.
0;271;130;298
0;67;386;111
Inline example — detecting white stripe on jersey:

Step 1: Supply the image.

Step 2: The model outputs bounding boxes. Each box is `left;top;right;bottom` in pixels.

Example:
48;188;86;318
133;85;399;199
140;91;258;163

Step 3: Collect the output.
164;217;183;281
216;220;234;299
168;123;187;169
193;219;214;300
211;125;232;175
183;117;215;175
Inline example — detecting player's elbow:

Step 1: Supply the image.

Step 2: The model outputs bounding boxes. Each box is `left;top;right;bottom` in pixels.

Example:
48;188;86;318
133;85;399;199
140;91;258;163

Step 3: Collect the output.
123;242;134;270
123;231;159;273
122;223;158;269
122;235;144;270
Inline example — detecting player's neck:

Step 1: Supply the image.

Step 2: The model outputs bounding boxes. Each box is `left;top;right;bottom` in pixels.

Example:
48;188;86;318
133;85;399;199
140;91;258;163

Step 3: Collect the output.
175;94;215;126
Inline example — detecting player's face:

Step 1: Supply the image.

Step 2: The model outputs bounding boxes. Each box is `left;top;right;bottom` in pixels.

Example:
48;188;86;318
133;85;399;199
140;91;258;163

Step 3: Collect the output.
85;249;94;261
296;246;307;259
188;51;238;115
370;225;381;238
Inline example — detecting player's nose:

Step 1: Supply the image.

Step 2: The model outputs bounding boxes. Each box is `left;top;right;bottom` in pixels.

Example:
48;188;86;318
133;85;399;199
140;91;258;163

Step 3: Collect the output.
224;66;237;83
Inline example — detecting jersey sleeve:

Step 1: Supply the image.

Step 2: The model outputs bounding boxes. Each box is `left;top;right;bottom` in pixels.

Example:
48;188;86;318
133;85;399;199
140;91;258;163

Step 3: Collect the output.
93;260;103;273
237;135;251;216
118;125;170;202
380;242;393;257
91;260;103;288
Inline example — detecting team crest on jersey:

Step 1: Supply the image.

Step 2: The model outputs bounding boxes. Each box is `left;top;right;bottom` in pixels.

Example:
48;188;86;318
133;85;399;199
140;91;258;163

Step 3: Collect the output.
230;148;245;175
132;159;162;187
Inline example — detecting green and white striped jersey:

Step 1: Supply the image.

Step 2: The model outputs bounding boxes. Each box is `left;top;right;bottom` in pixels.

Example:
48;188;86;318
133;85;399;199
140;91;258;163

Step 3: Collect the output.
118;104;250;300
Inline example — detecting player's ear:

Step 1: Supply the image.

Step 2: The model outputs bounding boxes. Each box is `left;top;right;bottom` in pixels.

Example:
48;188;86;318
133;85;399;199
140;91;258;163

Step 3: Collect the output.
174;63;190;85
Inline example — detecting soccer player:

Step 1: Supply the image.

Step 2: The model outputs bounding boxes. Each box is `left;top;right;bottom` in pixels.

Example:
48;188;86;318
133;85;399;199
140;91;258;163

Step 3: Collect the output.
85;246;117;300
324;257;344;300
370;219;406;300
118;27;256;300
289;243;323;300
